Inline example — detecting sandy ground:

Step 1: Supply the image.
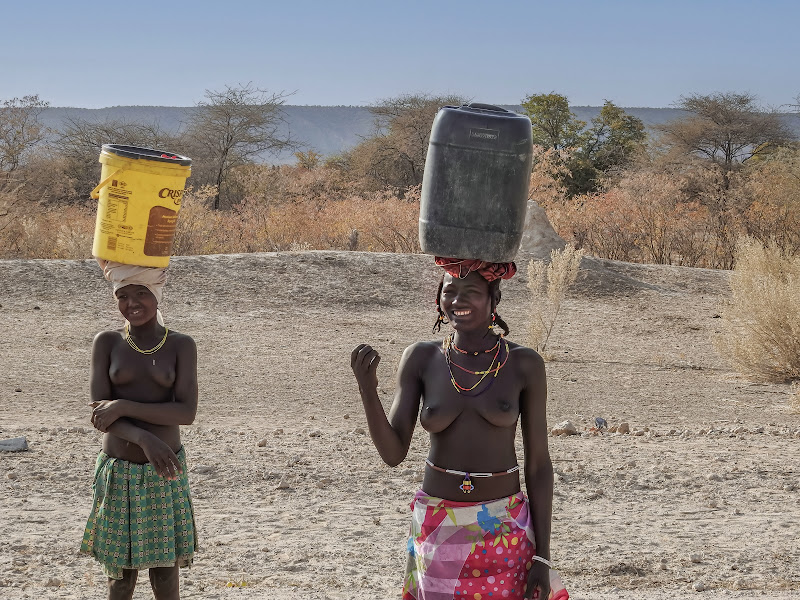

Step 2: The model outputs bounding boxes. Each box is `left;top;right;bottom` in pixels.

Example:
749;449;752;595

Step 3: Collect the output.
0;250;798;600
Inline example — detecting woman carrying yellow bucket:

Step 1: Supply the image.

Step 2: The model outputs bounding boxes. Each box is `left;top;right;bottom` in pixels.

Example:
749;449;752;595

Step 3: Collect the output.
82;145;199;600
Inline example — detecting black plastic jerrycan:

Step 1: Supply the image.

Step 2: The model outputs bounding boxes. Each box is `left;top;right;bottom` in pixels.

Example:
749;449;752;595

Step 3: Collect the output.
419;103;533;263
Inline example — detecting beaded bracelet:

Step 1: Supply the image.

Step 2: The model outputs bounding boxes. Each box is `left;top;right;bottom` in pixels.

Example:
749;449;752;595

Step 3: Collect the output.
531;555;555;569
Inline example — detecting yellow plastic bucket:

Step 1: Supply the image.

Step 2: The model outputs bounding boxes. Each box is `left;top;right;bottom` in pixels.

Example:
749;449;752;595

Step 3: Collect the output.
91;144;192;268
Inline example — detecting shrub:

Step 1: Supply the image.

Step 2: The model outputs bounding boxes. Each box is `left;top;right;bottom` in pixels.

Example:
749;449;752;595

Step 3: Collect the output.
0;152;425;260
171;185;228;255
228;190;420;254
541;165;716;267
527;244;584;356
741;148;800;255
538;148;800;269
715;237;800;382
0;179;94;259
169;178;420;256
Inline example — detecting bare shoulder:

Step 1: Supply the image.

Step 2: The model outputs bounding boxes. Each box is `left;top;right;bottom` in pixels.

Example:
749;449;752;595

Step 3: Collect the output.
167;329;195;344
404;340;441;358
168;330;197;354
93;329;122;349
398;340;441;372
506;340;545;375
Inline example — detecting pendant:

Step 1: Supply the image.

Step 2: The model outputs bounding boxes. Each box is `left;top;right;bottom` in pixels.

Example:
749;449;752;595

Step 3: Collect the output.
459;473;474;494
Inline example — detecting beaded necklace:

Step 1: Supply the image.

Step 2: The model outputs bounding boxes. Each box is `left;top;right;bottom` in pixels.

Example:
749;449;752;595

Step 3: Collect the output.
449;344;509;376
443;333;510;395
451;338;500;356
124;323;169;355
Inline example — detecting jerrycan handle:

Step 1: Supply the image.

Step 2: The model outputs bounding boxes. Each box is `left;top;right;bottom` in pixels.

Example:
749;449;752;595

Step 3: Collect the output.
464;103;510;113
90;169;124;200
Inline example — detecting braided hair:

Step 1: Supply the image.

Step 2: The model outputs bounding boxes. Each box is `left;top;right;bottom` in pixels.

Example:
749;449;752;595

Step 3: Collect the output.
432;274;510;337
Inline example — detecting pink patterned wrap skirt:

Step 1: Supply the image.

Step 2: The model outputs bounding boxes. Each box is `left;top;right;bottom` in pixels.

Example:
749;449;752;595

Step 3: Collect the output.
403;491;568;600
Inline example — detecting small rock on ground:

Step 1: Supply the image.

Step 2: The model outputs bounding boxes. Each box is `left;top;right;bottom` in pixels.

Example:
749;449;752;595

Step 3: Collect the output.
551;420;578;436
0;437;28;452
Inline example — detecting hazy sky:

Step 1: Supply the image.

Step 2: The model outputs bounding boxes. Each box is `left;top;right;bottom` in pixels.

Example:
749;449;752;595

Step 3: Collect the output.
3;0;798;109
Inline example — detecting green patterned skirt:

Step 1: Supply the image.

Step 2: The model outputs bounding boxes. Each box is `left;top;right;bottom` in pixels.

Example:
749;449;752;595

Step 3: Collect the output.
80;446;197;580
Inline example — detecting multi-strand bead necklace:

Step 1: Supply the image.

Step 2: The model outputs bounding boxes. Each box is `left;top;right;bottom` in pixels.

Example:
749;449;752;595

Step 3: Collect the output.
443;333;509;395
124;323;169;355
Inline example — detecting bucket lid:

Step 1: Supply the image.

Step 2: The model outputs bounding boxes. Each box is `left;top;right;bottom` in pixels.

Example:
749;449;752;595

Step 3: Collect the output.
101;144;192;166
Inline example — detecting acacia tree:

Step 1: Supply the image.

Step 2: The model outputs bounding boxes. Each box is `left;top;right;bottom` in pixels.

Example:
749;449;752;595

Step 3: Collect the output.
345;93;466;193
657;92;796;267
0;95;49;173
659;92;792;181
49;116;176;203
184;83;296;209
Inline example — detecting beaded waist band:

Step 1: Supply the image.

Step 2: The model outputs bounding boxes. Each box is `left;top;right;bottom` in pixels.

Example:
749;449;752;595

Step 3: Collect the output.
425;458;520;494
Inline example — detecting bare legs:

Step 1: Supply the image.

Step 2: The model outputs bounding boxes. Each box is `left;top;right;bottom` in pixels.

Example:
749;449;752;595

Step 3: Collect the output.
149;566;180;600
107;570;137;600
108;566;179;600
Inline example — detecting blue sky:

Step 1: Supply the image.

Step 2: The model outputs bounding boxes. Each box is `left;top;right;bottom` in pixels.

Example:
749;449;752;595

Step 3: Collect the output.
3;0;798;109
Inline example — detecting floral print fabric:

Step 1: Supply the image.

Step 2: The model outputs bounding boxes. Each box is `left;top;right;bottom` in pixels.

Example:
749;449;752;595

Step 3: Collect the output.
403;491;568;600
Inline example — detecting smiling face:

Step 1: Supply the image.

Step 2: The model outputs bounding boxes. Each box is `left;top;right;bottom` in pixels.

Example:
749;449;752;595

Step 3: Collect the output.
115;284;158;326
439;271;496;332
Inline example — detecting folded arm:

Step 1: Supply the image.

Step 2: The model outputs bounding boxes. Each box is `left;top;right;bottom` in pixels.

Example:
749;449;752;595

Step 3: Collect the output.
89;331;184;479
101;419;182;479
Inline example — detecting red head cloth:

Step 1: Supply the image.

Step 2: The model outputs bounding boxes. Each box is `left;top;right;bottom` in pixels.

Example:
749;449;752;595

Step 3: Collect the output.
434;257;517;282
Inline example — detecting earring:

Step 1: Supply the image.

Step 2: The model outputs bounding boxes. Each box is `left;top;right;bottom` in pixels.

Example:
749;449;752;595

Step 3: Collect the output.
433;306;448;334
435;300;446;322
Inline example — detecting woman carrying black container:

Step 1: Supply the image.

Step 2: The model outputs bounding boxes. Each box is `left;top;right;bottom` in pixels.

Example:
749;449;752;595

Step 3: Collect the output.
352;257;567;600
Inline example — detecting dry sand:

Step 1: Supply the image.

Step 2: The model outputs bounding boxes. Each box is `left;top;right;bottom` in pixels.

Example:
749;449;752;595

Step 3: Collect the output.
0;251;798;599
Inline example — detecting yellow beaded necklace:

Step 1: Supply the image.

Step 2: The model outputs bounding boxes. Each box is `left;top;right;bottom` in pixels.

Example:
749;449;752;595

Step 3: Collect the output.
124;323;169;355
442;333;509;394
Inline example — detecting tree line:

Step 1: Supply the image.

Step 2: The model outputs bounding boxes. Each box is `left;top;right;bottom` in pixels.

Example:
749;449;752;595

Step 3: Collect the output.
525;91;799;268
1;86;799;267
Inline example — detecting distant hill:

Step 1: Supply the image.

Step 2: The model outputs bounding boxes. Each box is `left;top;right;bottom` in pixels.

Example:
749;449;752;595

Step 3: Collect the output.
38;105;800;165
38;105;376;164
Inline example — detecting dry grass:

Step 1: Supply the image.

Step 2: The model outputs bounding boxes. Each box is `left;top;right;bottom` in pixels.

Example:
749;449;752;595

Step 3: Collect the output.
0;178;420;259
538;150;800;269
715;237;800;382
173;185;419;255
526;244;585;356
0;194;94;259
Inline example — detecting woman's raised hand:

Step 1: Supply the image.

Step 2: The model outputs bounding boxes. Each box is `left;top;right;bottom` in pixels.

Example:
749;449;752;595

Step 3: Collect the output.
351;344;381;392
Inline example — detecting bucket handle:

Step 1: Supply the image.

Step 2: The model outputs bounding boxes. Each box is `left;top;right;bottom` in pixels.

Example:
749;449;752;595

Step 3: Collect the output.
90;169;124;200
